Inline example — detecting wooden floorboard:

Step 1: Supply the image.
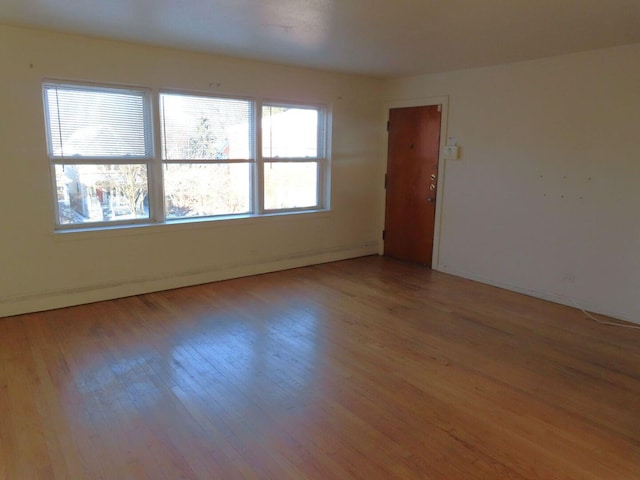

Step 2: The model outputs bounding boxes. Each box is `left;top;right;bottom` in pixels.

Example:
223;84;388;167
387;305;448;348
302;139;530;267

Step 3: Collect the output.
1;256;638;479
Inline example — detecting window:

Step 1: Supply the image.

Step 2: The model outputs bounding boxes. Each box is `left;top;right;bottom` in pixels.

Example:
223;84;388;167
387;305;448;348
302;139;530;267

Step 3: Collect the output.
43;82;328;230
262;104;325;211
43;83;153;227
159;93;253;219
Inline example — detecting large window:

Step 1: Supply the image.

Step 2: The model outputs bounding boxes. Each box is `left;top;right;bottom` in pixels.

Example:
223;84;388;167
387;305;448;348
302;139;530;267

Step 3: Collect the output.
262;104;325;211
43;82;328;230
43;83;153;226
159;93;252;219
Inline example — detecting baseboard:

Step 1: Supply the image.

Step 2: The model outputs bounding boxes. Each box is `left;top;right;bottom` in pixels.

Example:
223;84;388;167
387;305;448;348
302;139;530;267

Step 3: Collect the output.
435;264;639;326
0;242;379;318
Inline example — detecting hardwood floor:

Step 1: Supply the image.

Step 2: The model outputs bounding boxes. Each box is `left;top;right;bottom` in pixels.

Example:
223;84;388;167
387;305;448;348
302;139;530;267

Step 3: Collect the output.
1;256;639;479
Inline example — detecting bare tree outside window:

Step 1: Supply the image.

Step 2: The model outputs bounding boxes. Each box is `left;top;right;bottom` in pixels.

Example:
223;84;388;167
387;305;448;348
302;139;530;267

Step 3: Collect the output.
43;82;328;230
160;94;251;218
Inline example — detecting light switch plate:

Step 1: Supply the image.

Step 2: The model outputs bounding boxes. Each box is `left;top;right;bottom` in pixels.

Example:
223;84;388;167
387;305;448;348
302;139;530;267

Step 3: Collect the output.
443;145;459;160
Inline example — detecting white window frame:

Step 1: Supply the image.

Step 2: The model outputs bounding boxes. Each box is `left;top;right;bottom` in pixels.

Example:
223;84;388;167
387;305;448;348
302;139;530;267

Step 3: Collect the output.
258;101;328;214
43;81;155;230
42;81;330;232
158;90;256;221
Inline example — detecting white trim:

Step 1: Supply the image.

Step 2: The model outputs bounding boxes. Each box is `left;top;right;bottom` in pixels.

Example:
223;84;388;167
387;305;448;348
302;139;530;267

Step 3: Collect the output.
51;209;332;239
255;100;264;213
380;96;449;268
150;88;165;222
323;103;333;211
259;101;328;213
43;80;331;232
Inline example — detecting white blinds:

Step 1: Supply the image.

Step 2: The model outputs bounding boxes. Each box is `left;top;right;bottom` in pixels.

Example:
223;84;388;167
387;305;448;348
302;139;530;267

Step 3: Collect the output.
44;83;152;159
159;93;252;161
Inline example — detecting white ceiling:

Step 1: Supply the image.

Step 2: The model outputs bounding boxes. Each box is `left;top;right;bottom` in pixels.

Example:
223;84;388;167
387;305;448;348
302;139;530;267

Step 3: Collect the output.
1;0;639;77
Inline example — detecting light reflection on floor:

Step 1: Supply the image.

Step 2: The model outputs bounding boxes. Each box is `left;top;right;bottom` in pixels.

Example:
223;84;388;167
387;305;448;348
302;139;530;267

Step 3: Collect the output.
170;303;320;414
66;300;320;426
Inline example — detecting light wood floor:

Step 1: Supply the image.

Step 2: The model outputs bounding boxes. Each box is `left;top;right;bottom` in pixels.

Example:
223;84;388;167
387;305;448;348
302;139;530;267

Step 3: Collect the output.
1;256;639;480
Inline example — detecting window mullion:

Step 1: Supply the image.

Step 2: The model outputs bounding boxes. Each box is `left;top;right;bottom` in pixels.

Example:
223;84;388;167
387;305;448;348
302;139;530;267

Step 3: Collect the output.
43;81;328;231
316;159;323;210
255;100;264;214
151;90;166;223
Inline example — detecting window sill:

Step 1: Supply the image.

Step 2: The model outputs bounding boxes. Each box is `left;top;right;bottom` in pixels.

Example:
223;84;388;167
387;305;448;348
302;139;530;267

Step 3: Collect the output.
51;209;332;240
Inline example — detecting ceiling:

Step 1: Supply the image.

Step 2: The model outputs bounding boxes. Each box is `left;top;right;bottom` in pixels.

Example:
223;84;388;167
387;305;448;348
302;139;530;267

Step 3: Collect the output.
1;0;640;77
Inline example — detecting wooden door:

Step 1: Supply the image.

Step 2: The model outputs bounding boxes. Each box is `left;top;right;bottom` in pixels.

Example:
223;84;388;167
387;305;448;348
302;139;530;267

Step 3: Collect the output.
384;105;441;266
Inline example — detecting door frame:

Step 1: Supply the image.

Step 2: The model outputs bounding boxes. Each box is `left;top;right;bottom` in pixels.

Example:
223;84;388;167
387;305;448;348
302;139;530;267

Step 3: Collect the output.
379;96;449;270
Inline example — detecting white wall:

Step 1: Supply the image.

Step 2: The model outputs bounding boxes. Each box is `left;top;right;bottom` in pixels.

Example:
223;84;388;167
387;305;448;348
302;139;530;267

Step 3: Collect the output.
0;25;384;317
385;43;640;324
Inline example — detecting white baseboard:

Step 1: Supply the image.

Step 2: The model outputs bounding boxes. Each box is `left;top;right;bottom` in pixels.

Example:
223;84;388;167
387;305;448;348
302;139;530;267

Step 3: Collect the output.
0;242;379;318
435;264;639;326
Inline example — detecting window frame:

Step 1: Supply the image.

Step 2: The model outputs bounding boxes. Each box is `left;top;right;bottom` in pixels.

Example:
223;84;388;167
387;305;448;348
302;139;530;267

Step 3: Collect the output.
43;81;156;230
158;90;256;221
42;81;330;232
258;100;328;214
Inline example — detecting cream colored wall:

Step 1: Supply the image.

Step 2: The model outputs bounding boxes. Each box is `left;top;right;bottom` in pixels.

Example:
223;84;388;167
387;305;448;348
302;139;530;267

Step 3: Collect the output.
0;25;384;317
4;24;638;324
385;43;640;324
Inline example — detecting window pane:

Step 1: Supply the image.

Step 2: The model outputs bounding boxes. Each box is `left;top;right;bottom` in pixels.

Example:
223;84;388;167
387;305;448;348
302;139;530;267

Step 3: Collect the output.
160;94;251;160
164;163;251;218
262;106;318;158
54;164;149;225
44;85;150;158
264;162;318;210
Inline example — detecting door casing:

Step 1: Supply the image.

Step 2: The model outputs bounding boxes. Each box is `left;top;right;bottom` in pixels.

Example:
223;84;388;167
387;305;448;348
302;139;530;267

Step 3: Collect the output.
379;96;449;269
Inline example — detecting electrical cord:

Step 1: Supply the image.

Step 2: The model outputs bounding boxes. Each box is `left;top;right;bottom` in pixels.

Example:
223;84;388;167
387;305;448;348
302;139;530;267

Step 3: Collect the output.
571;299;640;330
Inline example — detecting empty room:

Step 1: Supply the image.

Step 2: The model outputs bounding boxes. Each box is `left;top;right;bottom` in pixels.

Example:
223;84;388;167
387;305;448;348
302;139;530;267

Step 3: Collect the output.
1;1;639;479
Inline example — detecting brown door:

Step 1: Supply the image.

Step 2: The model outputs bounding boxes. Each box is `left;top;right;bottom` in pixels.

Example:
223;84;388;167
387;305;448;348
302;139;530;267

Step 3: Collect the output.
384;105;442;266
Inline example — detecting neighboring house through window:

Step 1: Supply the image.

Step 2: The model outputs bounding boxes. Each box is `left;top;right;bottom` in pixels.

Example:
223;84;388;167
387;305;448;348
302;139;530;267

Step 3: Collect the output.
42;81;329;230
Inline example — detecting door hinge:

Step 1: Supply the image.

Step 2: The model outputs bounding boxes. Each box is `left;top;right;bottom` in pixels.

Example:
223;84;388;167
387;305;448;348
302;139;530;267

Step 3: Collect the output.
384;173;388;189
382;230;386;240
437;104;442;113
